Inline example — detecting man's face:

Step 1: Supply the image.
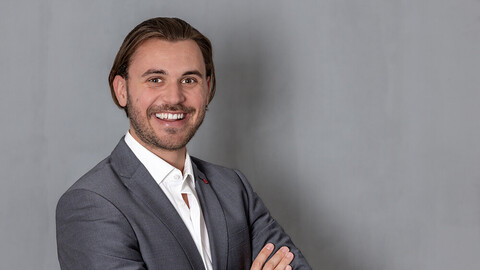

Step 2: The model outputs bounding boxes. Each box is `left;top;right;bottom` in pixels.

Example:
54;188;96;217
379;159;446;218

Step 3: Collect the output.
114;39;210;152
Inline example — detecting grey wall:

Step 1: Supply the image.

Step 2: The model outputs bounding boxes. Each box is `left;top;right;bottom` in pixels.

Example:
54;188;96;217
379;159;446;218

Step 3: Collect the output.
1;0;479;269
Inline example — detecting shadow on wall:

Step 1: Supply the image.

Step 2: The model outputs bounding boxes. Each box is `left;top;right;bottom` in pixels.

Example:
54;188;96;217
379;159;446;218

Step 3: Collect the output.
211;19;368;270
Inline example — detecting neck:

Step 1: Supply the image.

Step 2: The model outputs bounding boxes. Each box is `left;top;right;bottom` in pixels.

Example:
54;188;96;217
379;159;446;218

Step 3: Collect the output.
129;130;186;172
153;148;186;172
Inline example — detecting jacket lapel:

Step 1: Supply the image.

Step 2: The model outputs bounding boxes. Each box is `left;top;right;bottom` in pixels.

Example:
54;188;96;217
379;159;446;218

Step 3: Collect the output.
110;139;205;270
192;161;228;270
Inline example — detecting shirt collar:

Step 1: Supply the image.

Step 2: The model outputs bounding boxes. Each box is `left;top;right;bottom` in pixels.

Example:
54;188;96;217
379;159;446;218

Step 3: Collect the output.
124;131;195;187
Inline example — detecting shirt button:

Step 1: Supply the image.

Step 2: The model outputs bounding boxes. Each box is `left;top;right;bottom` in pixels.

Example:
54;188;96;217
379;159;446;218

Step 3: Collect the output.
174;175;180;180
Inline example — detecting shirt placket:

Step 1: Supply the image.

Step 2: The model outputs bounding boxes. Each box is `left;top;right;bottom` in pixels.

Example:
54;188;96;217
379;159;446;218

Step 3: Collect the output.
181;178;212;270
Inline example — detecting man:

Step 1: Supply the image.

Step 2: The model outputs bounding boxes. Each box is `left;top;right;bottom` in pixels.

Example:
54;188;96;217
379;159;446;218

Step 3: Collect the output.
56;17;311;270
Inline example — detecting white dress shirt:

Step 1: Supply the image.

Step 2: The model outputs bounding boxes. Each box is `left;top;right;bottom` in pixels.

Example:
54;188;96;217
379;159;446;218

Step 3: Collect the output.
124;132;212;270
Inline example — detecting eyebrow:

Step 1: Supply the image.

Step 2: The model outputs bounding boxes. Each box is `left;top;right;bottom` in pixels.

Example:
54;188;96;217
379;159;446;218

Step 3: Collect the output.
141;69;166;77
182;70;204;77
141;69;204;78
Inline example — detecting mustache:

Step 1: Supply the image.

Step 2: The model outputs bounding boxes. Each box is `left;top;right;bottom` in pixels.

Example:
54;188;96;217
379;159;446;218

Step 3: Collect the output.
147;104;195;115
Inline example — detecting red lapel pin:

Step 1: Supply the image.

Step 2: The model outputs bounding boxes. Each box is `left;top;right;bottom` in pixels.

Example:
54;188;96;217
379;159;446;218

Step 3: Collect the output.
202;178;209;184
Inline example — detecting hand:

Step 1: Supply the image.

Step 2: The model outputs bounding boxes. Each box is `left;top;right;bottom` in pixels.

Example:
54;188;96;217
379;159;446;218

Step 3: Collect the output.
251;243;294;270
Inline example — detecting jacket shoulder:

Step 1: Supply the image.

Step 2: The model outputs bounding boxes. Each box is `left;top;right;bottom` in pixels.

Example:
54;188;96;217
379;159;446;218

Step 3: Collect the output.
67;156;117;192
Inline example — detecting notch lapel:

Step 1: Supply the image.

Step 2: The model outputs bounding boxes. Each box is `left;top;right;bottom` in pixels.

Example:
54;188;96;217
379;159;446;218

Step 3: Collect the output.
110;139;205;270
192;161;228;270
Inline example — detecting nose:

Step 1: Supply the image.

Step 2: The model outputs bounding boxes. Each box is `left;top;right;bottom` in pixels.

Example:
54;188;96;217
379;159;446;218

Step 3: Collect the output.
162;83;186;105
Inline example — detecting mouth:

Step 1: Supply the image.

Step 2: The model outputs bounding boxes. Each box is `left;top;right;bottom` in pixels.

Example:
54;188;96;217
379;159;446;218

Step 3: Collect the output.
154;112;186;121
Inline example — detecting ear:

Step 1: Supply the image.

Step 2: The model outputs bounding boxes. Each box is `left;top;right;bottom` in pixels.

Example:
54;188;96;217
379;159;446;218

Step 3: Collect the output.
113;75;128;107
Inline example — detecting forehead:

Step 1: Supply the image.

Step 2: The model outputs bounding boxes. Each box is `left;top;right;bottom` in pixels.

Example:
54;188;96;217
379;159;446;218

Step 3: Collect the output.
129;38;206;75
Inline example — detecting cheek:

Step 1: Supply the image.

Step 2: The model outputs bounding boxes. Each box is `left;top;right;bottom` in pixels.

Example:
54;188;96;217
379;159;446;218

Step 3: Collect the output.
130;91;154;107
199;87;211;105
185;90;207;105
197;95;209;108
128;97;151;117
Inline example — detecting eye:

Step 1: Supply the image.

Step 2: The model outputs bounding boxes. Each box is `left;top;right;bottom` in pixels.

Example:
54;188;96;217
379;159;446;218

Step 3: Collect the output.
181;77;197;84
148;77;163;83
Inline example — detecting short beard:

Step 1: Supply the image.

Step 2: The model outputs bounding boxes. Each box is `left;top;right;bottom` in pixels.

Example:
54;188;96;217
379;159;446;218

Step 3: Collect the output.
126;89;206;151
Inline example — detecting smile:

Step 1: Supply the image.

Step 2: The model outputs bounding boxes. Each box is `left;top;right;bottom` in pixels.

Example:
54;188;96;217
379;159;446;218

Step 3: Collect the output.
155;113;185;120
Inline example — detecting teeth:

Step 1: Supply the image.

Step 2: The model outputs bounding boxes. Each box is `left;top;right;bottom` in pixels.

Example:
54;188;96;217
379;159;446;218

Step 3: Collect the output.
155;113;185;120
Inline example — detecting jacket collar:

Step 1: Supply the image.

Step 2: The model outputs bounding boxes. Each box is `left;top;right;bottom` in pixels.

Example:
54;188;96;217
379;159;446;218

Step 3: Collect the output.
192;160;228;270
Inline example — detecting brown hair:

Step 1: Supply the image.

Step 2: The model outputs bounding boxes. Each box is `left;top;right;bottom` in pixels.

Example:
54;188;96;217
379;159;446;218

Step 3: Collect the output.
108;17;216;114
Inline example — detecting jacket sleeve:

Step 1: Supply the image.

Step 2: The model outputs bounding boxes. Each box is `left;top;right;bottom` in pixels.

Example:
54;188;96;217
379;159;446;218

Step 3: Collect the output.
234;170;312;270
56;188;146;270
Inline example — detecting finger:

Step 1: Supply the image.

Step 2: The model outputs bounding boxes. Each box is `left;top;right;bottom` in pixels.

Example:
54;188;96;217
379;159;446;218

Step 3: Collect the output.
251;243;275;270
262;246;290;270
274;251;294;270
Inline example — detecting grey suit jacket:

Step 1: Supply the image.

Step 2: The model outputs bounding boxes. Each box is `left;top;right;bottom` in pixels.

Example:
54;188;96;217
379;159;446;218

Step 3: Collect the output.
56;138;311;269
